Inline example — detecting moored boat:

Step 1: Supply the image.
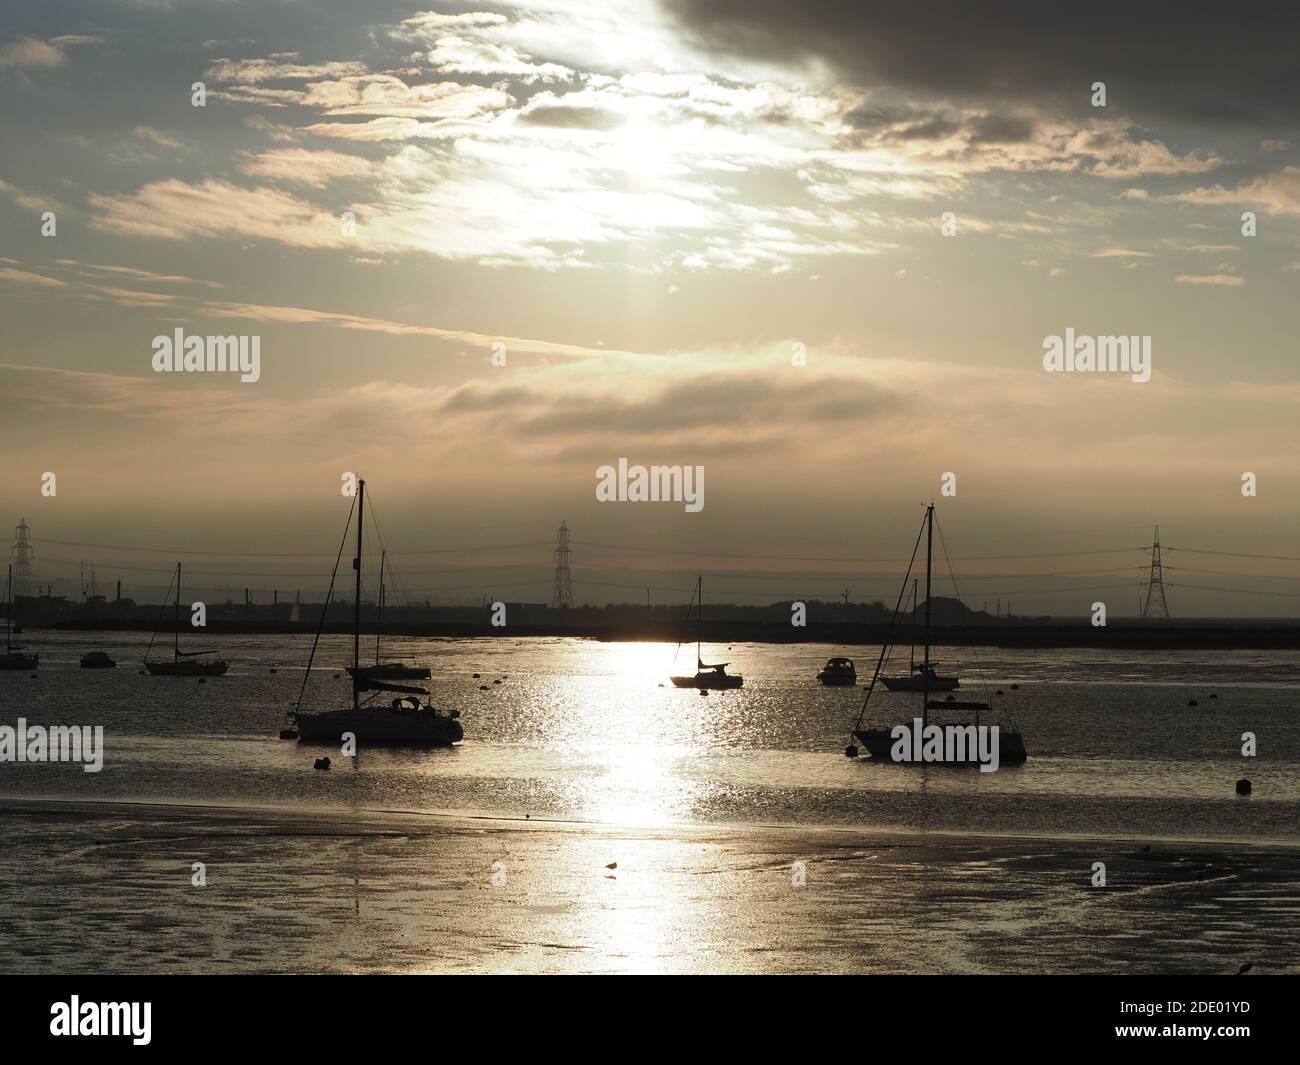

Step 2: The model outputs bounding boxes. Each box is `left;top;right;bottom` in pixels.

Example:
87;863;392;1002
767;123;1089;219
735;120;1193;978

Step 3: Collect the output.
80;650;117;669
669;576;743;689
1;565;38;671
143;562;229;676
817;657;857;685
290;478;463;746
848;503;1026;766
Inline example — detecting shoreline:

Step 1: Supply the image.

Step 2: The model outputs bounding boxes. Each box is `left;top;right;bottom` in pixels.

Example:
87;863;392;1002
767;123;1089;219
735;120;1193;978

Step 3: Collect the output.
26;619;1300;649
3;793;1298;974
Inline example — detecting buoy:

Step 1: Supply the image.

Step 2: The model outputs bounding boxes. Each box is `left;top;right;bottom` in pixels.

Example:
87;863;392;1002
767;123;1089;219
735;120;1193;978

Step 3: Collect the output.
493;679;501;684
1010;683;1020;690
473;673;481;678
270;668;277;674
279;728;298;740
198;678;206;684
1209;693;1218;700
845;745;859;758
333;673;341;679
996;689;1004;696
314;757;331;770
699;689;708;696
1188;698;1198;707
1236;778;1251;795
479;685;489;690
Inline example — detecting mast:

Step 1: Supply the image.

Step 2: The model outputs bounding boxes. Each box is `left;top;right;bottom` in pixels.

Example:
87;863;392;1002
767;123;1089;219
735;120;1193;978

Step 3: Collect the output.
922;503;933;729
174;562;181;662
910;578;918;672
376;549;385;665
4;566;11;653
697;575;703;669
353;478;365;708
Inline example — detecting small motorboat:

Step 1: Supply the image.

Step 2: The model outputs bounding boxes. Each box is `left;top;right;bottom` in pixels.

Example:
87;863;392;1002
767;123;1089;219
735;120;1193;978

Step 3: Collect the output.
80;651;117;669
817;657;857;685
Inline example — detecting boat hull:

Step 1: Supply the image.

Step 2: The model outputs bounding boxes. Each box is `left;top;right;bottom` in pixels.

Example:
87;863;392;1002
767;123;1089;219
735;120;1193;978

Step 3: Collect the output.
853;726;1027;764
880;675;959;692
292;707;463;745
0;654;38;670
80;655;116;669
347;664;432;681
145;660;229;676
670;673;743;689
818;672;857;686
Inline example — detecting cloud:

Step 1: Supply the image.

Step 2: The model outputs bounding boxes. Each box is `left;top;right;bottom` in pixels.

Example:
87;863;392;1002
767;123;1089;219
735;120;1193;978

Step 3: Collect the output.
0;37;65;69
661;0;1300;124
0;267;68;288
426;36;574;80
1175;273;1245;287
133;126;181;148
1170;167;1300;217
239;147;374;187
88;179;350;247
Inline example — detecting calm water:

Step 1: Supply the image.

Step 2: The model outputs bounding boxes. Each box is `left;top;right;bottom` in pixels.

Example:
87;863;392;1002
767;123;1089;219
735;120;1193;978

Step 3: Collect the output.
3;632;1299;842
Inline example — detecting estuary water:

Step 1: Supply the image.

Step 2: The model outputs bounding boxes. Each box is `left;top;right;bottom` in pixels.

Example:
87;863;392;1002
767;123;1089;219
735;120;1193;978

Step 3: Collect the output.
2;632;1298;844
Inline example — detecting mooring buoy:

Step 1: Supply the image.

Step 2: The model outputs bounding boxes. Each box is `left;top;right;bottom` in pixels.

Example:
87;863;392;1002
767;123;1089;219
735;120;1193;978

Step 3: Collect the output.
314;757;331;770
1236;778;1251;795
845;745;859;758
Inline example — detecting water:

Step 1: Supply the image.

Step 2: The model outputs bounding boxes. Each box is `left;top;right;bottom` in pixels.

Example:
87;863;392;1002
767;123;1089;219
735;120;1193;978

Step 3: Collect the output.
3;632;1299;843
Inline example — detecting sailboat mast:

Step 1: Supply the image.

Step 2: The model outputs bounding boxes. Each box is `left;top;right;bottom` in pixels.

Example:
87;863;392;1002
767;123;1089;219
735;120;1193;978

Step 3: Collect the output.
697;576;703;667
376;549;385;665
353;479;365;709
174;562;181;662
910;578;918;671
923;503;933;728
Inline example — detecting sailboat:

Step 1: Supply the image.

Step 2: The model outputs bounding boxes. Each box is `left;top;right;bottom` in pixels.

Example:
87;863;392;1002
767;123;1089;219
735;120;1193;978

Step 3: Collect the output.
345;550;431;682
1;565;38;670
669;576;742;689
881;577;959;691
849;503;1026;765
143;562;229;676
291;478;463;745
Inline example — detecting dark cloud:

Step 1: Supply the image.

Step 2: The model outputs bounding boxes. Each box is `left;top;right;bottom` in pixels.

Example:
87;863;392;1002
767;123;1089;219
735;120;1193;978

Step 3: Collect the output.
661;0;1300;126
518;105;625;130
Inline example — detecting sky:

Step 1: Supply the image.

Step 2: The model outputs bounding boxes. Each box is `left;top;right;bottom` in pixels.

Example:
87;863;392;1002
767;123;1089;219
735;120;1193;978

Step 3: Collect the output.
2;0;1299;614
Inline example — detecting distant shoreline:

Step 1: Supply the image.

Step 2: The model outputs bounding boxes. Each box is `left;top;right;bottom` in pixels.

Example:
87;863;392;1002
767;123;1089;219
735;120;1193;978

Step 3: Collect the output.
33;618;1300;649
